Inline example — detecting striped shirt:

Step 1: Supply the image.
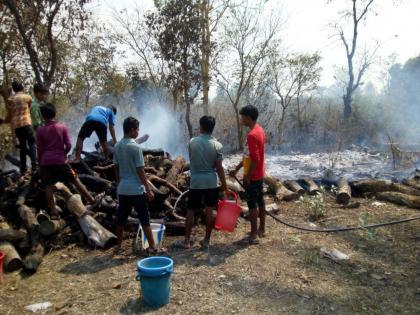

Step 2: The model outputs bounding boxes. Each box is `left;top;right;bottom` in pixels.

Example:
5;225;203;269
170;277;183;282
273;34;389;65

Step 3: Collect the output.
7;93;32;129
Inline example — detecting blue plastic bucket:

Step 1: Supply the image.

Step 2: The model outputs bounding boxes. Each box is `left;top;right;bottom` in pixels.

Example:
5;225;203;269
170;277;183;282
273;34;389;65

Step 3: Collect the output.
137;256;174;307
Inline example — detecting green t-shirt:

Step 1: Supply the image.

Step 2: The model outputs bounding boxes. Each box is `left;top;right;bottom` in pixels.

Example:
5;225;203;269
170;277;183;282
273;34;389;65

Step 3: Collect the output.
30;98;44;130
113;138;145;195
189;134;223;189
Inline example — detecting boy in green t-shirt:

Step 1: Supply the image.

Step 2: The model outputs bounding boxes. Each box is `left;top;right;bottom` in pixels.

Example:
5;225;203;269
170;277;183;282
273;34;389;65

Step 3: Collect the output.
31;83;48;130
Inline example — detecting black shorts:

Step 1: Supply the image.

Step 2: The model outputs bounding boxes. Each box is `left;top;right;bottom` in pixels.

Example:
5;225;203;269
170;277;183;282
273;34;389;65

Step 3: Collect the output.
187;188;220;211
245;180;265;210
118;194;150;227
40;164;77;185
78;120;107;142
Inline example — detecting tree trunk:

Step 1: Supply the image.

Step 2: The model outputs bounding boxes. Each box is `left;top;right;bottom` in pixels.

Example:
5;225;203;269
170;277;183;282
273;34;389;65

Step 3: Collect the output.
200;0;211;115
337;177;351;204
0;241;23;272
233;101;243;150
184;89;193;138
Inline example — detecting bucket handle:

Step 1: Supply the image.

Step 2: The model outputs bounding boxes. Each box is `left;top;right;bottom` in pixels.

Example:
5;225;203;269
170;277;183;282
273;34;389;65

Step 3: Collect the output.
223;190;238;203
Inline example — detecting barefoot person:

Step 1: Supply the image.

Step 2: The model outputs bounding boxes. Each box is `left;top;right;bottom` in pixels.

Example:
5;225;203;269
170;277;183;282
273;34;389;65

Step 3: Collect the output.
37;103;96;217
230;105;266;245
177;116;228;249
113;117;160;254
7;81;37;173
74;105;117;162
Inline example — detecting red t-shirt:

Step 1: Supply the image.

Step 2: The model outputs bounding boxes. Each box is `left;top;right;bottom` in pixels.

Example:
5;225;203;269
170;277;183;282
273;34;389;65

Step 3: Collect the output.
246;124;266;181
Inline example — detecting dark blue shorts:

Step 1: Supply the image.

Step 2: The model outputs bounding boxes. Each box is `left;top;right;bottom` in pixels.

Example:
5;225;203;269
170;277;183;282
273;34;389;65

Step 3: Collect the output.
118;194;150;227
245;180;265;210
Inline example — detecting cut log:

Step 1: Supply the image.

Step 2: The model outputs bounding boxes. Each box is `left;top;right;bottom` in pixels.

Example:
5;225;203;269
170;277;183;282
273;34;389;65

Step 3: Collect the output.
352;179;420;196
0;241;23;271
402;179;420;191
143;149;165;157
264;175;299;201
78;174;112;192
149;175;182;195
0;229;27;243
165;156;186;184
376;192;420;209
337;177;351;204
226;179;244;194
77;214;117;248
55;183;116;248
302;178;320;195
39;219;66;236
283;180;305;195
17;205;38;230
23;230;45;272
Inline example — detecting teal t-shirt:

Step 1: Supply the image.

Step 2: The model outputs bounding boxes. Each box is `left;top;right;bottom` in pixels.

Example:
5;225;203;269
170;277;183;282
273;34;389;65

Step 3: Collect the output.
189;134;223;189
113;138;145;195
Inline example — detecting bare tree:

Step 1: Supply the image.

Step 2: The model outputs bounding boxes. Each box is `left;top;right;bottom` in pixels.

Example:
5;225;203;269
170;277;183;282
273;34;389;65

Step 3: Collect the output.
217;0;281;149
266;53;321;144
330;0;377;121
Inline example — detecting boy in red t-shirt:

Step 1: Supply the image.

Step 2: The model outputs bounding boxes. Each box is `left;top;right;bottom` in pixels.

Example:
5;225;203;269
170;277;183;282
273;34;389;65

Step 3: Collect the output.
230;105;266;244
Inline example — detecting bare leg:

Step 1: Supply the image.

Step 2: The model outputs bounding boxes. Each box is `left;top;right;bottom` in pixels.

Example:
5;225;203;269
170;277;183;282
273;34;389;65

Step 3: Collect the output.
202;207;215;246
184;210;195;246
73;177;95;204
249;208;259;240
74;137;84;162
100;140;109;159
142;225;156;249
115;225;124;247
258;205;266;236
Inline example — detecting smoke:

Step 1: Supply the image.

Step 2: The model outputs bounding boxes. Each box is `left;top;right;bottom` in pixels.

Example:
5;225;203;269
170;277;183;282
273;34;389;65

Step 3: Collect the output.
64;90;188;158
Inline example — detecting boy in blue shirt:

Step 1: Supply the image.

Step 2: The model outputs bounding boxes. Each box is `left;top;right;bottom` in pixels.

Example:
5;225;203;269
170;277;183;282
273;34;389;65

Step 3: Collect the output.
113;117;160;254
74;105;117;162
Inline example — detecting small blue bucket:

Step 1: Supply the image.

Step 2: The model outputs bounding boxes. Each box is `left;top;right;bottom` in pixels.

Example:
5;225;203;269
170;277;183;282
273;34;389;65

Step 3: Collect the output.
136;256;174;307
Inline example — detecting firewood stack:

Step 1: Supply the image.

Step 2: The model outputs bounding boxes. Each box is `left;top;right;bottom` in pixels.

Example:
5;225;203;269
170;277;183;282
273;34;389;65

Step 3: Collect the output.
0;148;189;274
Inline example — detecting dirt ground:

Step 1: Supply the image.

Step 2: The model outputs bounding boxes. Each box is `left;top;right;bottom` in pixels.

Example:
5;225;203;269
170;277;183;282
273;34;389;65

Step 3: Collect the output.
1;196;420;315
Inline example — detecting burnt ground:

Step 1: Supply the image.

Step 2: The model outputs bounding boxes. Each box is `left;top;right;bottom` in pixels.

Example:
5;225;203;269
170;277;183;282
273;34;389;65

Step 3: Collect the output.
1;195;420;315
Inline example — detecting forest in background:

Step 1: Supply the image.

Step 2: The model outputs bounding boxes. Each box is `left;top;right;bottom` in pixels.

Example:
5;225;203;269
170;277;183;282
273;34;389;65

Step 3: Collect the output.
1;0;419;157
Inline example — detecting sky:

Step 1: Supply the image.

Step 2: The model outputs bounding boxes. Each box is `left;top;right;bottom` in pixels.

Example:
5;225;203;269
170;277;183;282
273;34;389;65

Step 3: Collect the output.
93;0;420;88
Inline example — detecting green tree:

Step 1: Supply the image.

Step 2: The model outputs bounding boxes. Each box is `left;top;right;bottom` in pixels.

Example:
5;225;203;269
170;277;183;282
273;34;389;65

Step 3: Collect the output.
147;0;202;138
2;0;91;87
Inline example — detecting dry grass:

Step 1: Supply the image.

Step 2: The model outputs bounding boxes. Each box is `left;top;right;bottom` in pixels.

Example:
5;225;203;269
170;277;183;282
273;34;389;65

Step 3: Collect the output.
1;197;420;315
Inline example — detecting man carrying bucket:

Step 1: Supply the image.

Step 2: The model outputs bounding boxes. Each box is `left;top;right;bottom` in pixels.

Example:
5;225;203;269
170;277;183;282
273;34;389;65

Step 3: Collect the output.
230;105;266;245
175;116;228;249
113;117;162;255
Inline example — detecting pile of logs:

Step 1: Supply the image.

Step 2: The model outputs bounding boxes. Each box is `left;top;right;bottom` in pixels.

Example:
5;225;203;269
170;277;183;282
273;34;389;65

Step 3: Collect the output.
0;148;190;273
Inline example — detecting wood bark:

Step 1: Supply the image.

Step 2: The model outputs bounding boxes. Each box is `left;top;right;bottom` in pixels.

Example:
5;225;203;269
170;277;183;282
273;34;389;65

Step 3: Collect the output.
0;229;27;243
283;180;305;195
264;176;299;201
0;241;22;271
39;219;66;236
165;156;186;184
302;178;320;195
337;177;351;204
352;179;420;196
402;179;420;191
55;183;116;248
375;192;420;209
